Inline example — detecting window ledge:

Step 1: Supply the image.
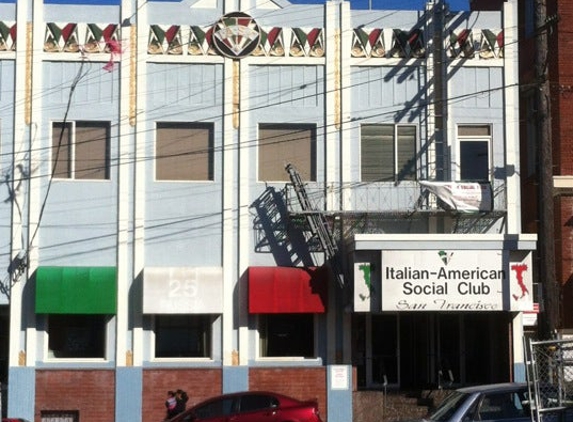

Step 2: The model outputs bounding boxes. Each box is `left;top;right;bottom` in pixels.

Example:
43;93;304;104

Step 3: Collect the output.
251;357;323;367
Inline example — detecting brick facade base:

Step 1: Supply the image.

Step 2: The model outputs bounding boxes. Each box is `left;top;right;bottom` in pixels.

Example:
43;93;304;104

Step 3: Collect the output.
35;370;115;422
33;367;329;422
143;368;222;422
249;367;327;421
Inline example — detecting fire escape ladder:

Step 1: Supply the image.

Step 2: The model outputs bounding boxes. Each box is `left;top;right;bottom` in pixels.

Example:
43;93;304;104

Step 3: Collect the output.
285;163;345;288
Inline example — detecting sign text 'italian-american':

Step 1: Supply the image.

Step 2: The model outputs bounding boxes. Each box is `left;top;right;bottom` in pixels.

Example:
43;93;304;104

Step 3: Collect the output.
382;250;508;311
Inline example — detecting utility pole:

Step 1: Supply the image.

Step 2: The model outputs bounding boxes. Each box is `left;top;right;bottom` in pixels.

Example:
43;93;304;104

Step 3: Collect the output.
535;0;559;339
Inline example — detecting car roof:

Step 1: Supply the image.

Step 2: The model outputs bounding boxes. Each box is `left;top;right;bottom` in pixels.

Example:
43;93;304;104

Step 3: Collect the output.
455;382;528;394
197;390;291;400
190;390;300;406
167;391;311;422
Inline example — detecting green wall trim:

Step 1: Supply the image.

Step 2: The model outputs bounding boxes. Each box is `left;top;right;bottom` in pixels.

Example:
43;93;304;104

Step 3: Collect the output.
35;266;117;314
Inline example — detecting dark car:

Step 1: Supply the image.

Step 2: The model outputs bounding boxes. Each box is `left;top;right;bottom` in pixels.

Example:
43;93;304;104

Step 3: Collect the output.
421;382;573;422
165;390;323;422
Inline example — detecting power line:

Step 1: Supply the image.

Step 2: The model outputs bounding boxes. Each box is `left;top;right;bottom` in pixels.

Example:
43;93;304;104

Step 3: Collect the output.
0;2;527;293
1;59;90;297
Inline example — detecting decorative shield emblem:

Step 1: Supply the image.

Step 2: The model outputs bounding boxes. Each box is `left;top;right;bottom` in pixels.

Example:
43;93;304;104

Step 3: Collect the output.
212;12;261;58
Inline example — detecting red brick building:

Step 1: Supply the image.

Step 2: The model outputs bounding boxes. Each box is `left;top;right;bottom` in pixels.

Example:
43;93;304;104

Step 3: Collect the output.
518;0;573;331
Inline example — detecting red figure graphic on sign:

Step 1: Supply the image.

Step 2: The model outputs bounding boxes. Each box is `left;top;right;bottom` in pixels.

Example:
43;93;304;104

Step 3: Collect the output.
511;264;529;300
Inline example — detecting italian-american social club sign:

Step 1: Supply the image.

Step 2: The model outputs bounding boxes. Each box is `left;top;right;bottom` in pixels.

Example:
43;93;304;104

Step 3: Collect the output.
374;250;533;312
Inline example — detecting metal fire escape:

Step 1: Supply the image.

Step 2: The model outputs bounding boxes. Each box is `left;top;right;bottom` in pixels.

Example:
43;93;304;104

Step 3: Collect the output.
285;163;345;288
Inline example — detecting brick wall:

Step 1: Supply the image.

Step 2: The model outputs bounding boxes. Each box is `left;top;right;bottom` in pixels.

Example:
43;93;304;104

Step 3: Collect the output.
554;0;573;329
558;196;573;327
35;370;115;422
142;368;222;422
249;367;327;421
353;389;450;422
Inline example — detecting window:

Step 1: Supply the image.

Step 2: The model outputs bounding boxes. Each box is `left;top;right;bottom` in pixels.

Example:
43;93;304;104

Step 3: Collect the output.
258;124;316;182
478;391;527;420
428;391;469;422
458;125;491;182
41;410;79;422
361;124;416;182
52;121;110;180
47;314;108;359
194;398;235;419
525;95;538;178
524;0;535;38
259;314;314;358
156;122;214;181
154;314;213;358
239;394;278;412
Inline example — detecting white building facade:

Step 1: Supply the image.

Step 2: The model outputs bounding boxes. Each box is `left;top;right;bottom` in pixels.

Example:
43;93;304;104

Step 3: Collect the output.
0;0;534;421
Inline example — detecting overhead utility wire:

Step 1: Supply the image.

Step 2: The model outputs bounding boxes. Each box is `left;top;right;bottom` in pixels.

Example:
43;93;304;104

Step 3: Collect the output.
0;0;520;112
0;76;529;187
0;84;521;265
0;9;528;276
1;60;90;296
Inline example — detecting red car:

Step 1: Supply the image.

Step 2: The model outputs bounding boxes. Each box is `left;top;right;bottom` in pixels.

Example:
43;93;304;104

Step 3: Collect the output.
166;390;323;422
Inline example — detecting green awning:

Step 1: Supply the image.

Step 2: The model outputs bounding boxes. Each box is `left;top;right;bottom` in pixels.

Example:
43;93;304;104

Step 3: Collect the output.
35;266;117;314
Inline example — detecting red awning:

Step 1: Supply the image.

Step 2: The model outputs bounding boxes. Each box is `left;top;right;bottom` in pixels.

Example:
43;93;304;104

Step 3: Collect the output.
248;266;329;313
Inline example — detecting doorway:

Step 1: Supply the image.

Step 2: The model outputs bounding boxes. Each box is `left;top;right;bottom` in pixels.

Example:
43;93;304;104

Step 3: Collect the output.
352;312;511;389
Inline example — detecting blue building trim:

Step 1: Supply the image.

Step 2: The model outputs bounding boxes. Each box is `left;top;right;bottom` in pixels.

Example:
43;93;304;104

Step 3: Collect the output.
7;367;35;421
44;0;119;3
222;366;248;394
44;0;181;3
142;360;223;368
513;362;526;383
247;359;324;367
116;367;143;422
327;365;352;422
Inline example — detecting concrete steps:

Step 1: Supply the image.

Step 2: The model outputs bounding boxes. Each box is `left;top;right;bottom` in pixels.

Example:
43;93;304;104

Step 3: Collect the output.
352;389;451;422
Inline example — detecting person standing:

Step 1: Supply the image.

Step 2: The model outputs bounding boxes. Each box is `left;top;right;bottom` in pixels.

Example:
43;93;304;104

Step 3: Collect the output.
165;390;177;420
174;389;189;415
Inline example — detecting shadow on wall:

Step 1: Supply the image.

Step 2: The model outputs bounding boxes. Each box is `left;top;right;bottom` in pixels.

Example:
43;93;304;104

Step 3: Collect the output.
250;186;315;267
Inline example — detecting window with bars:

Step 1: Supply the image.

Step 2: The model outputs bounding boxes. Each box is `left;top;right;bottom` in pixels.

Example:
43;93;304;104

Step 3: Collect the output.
360;124;417;182
52;121;111;180
155;122;214;181
258;123;316;182
41;410;79;422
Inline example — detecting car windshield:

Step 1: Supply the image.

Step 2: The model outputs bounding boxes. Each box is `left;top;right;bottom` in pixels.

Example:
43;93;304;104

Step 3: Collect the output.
428;391;470;422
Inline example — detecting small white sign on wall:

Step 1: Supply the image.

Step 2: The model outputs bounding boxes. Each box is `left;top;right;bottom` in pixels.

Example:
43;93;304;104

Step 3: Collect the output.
330;365;349;390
